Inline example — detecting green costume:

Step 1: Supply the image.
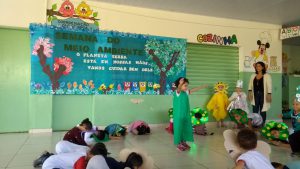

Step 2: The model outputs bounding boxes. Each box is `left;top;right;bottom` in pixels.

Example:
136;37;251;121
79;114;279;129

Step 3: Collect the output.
173;91;194;145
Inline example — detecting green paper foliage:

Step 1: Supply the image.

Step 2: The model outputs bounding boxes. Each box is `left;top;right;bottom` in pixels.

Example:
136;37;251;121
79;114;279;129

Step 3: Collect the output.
261;121;289;141
190;107;209;125
229;109;248;125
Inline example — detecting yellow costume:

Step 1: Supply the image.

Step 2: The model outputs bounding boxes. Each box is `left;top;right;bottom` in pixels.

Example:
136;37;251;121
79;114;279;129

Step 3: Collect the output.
207;82;229;121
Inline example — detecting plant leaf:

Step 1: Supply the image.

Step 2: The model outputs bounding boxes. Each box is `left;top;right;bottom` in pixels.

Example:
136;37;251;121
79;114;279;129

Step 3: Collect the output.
93;12;98;17
52;4;57;10
48;16;52;22
94;21;99;27
52;16;58;21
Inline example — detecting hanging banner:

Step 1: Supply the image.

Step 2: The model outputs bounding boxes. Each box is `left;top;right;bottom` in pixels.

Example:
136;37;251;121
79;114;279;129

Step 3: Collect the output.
280;26;300;40
30;24;186;95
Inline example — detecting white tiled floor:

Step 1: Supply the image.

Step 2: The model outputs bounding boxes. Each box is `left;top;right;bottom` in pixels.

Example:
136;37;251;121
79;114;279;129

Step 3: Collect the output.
0;125;299;169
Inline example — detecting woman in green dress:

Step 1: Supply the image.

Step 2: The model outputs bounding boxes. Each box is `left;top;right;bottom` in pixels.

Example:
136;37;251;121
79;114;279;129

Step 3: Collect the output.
173;77;207;151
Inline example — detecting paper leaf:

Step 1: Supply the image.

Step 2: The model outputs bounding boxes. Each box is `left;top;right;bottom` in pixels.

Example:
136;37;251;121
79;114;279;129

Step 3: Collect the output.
52;4;57;10
47;16;52;22
94;21;99;27
93;12;98;17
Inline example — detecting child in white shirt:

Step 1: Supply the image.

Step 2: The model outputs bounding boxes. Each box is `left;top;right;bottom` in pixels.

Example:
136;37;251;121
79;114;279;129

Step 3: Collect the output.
234;128;274;169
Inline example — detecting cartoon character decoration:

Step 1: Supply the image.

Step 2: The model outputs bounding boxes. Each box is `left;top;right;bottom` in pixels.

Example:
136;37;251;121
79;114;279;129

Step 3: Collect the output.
132;82;139;92
251;40;270;66
139;82;146;93
207;82;229;127
251;31;272;69
75;1;93;19
117;84;122;91
147;82;153;91
124;82;131;92
153;83;160;92
58;0;75;17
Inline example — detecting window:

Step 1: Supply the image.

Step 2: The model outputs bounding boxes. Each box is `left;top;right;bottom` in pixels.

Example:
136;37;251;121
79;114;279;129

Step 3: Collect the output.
186;43;239;94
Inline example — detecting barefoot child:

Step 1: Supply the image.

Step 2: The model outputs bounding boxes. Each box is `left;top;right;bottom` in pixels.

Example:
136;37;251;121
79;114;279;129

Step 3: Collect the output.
173;77;207;151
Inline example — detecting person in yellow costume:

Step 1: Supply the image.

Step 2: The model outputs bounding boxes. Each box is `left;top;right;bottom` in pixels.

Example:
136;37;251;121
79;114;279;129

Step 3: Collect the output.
207;82;229;127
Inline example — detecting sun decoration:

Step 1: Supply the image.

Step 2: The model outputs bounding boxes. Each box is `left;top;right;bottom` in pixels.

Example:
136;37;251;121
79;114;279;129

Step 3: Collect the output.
261;121;289;141
190;107;209;125
214;81;229;94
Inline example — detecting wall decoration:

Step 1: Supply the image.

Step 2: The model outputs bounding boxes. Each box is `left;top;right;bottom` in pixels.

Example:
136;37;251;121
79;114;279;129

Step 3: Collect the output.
243;56;252;68
244;31;281;73
197;33;237;45
251;40;270;66
47;0;100;32
268;56;280;72
280;26;300;40
30;24;186;95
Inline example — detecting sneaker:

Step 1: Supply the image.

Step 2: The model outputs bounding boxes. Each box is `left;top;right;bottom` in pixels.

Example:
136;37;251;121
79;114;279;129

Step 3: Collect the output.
181;142;191;149
177;143;187;151
33;151;53;168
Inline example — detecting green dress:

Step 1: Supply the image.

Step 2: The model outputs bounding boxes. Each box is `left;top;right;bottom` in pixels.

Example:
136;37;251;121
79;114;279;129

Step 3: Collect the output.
173;91;194;145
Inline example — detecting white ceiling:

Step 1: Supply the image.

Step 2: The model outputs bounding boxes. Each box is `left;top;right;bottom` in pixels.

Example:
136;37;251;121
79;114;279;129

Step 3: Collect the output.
92;0;300;25
92;0;300;45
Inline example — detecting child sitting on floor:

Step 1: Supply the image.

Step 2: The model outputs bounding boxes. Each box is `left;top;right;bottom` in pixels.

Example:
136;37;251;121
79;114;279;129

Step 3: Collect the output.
233;128;274;169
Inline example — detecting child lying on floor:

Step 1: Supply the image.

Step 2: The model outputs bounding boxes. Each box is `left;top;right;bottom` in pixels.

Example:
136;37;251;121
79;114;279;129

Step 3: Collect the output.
128;120;151;135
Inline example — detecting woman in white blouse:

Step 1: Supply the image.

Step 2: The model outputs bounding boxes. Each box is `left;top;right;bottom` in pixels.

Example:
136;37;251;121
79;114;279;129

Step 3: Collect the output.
248;62;272;126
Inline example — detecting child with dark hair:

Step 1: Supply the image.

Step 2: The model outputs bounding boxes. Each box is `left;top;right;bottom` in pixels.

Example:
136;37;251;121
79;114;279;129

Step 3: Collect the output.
234;128;274;169
128;120;151;135
124;152;143;169
173;77;207;151
63;118;93;146
87;148;151;169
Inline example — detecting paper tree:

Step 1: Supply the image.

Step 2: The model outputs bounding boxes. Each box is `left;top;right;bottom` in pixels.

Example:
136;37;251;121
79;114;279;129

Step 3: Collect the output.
145;39;186;94
32;37;74;91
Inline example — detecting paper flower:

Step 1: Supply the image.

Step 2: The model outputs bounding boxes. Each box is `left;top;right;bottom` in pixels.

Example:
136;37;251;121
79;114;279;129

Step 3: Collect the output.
53;56;74;75
32;37;54;57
